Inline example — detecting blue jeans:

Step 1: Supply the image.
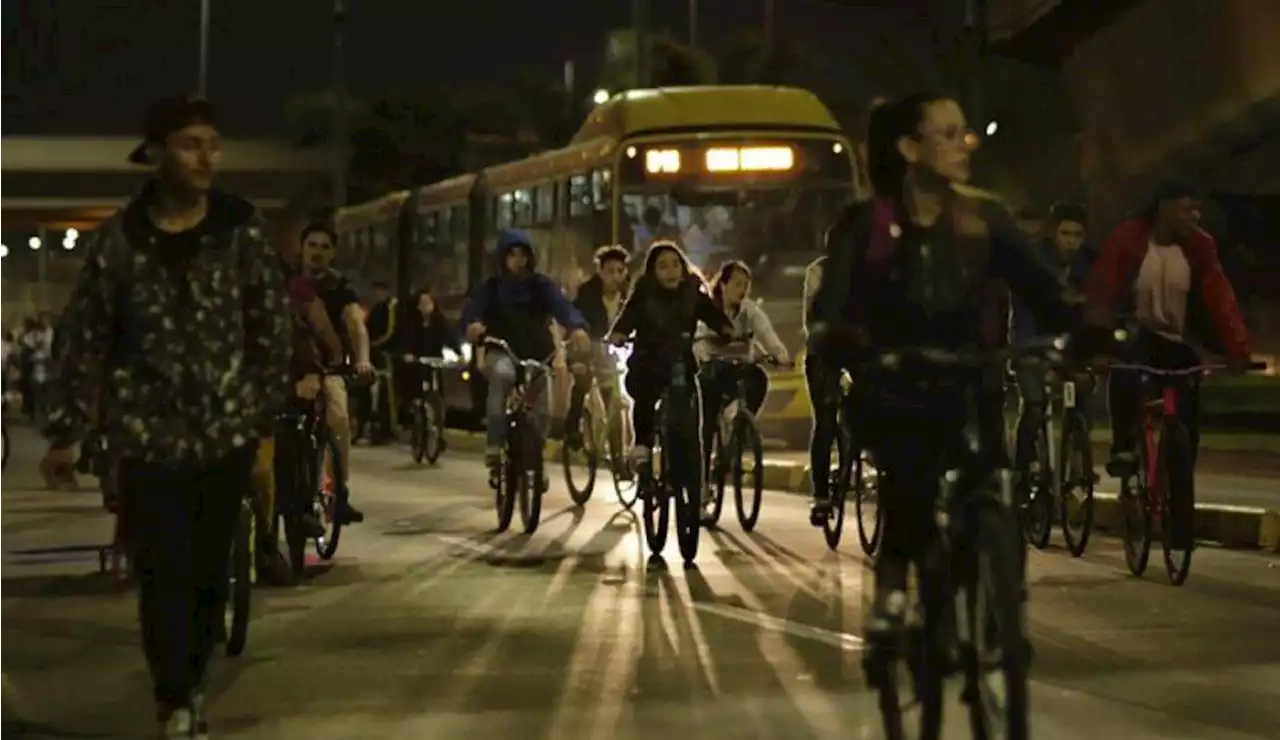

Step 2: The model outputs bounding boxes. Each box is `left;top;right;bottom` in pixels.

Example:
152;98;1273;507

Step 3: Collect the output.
482;350;551;451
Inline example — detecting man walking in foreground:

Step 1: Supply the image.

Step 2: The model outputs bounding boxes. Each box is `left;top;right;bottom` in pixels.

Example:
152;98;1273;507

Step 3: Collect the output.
41;96;291;738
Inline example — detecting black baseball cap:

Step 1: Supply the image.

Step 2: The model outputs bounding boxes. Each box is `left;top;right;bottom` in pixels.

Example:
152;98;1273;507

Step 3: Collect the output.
127;96;219;165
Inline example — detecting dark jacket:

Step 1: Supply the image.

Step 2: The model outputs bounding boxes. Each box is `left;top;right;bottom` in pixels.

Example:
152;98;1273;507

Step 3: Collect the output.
45;182;292;463
1084;217;1250;360
611;274;733;376
399;309;461;358
574;275;628;339
458;229;586;360
366;298;398;354
812;186;1085;357
1011;239;1098;343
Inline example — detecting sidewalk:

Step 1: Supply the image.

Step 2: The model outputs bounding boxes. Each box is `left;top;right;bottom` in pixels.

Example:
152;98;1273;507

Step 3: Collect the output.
441;429;1280;553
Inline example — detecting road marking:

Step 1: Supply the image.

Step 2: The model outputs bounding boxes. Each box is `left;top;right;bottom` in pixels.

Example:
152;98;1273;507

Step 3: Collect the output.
693;601;864;651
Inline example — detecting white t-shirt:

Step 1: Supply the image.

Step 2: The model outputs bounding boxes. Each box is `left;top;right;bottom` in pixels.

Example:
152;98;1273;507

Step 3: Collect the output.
1134;240;1192;340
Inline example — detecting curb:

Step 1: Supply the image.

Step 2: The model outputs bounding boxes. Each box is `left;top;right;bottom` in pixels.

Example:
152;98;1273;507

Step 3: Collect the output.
441;430;1279;552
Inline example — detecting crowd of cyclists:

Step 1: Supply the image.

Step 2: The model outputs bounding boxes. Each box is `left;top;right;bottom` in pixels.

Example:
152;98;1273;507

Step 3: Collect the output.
29;90;1259;738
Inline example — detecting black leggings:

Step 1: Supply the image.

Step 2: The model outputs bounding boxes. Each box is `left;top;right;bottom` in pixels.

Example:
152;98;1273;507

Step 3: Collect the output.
120;444;256;708
806;358;853;497
1108;331;1202;458
626;365;703;451
699;362;768;455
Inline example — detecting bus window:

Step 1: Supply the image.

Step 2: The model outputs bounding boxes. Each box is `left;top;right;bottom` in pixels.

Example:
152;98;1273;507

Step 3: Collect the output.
513;188;533;227
420;212;437;249
569;175;591;217
447;204;470;296
495;193;514;230
534;184;554;224
436;208;450;245
592;169;612;211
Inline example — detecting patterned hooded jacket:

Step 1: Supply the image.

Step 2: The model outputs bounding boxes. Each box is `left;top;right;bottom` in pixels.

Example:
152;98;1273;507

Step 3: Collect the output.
44;182;292;465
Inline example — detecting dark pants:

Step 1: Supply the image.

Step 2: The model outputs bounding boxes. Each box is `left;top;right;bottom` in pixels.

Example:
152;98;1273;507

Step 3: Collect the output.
1108;332;1202;459
805;358;852;499
698;362;768;457
626;362;702;451
120;444;255;708
863;384;1006;580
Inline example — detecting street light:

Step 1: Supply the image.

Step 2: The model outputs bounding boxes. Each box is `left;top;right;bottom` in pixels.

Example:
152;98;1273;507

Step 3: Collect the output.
63;228;79;251
985;120;999;136
28;236;42;251
0;244;8;259
593;88;611;105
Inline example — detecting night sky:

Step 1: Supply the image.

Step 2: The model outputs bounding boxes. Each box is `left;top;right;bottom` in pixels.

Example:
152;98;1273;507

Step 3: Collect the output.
3;0;946;137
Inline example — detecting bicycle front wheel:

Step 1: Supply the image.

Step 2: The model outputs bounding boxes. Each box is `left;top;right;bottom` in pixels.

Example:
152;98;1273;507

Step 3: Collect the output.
1121;426;1154;577
670;421;703;564
562;405;598;507
1022;426;1054;550
964;502;1030;740
732;415;764;532
225;500;253;657
853;448;883;555
1160;420;1195;585
315;431;347;560
1058;413;1094;557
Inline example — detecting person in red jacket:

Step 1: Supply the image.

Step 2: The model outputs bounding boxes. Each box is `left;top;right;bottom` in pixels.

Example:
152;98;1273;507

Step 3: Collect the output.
1084;180;1252;475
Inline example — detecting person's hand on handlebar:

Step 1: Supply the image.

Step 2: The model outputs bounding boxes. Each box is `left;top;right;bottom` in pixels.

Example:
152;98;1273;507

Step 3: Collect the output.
354;358;375;377
606;332;628;347
465;321;486;343
567;328;591;353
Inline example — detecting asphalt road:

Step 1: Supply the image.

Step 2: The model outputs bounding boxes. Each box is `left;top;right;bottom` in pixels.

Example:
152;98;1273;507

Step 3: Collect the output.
3;427;1279;739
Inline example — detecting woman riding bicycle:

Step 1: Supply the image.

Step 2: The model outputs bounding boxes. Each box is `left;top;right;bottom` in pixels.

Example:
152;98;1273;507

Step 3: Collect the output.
809;91;1110;634
1084;180;1252;477
396;289;461;420
607;241;735;470
694;261;789;479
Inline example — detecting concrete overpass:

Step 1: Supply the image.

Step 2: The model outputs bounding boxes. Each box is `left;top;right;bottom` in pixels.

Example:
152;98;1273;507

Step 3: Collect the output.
1;136;330;321
1;136;331;231
989;0;1280;226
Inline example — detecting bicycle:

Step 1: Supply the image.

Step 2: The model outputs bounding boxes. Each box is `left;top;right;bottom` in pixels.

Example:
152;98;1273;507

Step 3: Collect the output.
701;347;790;532
482;337;553;535
1109;354;1266;585
277;369;368;578
402;355;450;465
1015;365;1097;556
613;335;704;565
859;337;1067;740
560;345;637;509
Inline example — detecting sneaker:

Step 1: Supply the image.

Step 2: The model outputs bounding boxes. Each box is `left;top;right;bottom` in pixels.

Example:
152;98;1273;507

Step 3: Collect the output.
484;446;503;468
339;501;364;524
865;587;910;637
156;704;195;738
255;546;294;587
1106;450;1137;479
629;445;651;468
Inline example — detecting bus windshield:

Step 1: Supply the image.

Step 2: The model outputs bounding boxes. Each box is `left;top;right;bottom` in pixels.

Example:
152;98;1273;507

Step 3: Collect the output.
620;183;852;348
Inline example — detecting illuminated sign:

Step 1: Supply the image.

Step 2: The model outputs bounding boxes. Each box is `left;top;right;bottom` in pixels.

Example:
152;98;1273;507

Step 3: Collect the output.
645;149;681;174
704;146;795;173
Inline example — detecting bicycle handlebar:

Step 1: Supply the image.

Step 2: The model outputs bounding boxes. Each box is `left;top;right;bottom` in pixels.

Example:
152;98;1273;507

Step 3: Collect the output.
858;334;1072;373
1109;360;1268;376
480;336;553;371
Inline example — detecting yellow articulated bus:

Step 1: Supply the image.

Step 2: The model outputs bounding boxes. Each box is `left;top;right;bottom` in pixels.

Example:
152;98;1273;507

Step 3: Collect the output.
334;85;862;444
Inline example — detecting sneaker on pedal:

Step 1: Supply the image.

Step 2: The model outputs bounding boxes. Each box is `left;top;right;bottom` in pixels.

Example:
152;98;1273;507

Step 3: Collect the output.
339;501;364;524
157;701;200;738
1106;450;1137;479
866;587;910;638
809;497;832;527
630;445;651;470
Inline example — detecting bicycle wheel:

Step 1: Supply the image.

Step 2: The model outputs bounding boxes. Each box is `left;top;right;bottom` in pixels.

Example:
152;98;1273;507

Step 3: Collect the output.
225;500;253;657
864;565;943;740
703;422;728;528
964;502;1030;740
1;420;8;471
611;412;639;509
641;450;670;553
822;430;849;551
410;404;427;464
517;422;544;534
285;452;313;579
1022;425;1054;550
1120;427;1153;577
732;415;765;532
315;431;347;561
670;417;703;564
853;448;883;555
422;397;444;465
1160;421;1195;585
562;404;598;507
1058;413;1095;557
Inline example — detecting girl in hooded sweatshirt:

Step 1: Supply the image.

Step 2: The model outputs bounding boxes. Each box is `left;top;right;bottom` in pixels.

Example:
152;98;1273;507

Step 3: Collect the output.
608;241;735;468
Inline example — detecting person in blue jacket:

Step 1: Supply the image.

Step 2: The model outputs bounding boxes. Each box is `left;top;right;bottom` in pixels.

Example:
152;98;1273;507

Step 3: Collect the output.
1011;202;1099;475
460;229;590;483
